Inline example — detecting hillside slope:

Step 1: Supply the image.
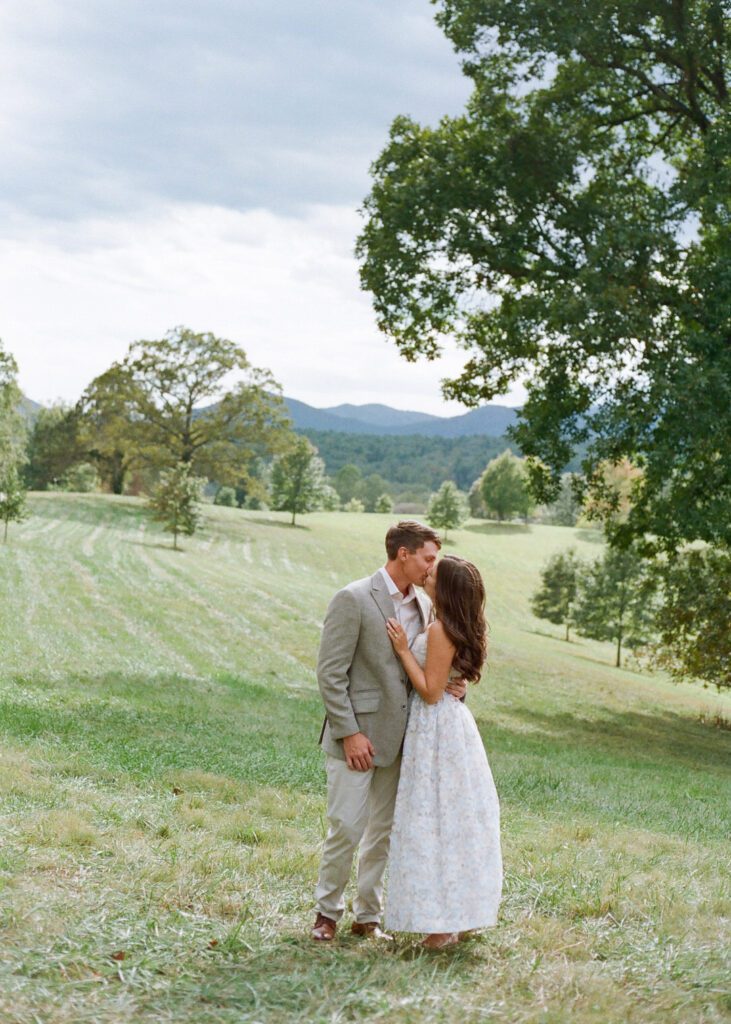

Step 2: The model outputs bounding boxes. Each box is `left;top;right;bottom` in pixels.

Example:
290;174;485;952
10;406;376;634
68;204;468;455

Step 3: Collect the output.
0;494;728;1024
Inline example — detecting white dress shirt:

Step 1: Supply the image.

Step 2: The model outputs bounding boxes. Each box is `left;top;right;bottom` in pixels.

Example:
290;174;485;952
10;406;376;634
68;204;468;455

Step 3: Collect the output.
379;567;423;647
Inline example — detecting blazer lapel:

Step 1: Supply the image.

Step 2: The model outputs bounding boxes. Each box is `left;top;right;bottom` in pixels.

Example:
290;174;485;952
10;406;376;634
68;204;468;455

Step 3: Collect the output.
415;589;431;629
370;570;397;623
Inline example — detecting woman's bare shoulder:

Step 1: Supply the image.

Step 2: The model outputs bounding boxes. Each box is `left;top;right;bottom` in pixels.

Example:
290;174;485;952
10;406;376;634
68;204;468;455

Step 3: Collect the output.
427;619;455;650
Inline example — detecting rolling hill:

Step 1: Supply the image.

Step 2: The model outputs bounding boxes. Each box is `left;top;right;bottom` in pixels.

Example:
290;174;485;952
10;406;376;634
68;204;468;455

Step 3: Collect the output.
0;493;728;1024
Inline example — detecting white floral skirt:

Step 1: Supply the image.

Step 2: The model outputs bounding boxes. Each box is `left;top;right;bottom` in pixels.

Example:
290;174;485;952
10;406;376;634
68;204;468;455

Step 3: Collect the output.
385;693;502;933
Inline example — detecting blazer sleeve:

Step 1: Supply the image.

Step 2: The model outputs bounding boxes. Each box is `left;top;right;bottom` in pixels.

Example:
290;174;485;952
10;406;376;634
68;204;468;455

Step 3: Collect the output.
316;587;362;741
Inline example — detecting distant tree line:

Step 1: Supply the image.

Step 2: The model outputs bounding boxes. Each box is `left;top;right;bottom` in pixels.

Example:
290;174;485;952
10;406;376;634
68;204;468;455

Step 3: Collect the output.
299;428;582;494
2;323;728;689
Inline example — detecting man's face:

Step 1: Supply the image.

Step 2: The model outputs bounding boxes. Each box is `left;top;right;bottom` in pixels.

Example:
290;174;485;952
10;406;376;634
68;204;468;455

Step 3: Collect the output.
400;540;440;588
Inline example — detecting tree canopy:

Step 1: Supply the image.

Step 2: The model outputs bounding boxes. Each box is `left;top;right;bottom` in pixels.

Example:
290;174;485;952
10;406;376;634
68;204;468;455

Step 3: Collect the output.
358;0;731;553
531;548;582;641
96;327;292;490
479;450;533;520
148;462;204;550
0;342;25;475
270;437;327;525
574;545;656;667
427;480;469;540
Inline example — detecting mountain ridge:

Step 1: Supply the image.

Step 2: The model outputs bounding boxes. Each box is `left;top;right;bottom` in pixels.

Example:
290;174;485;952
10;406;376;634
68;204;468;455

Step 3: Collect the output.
20;393;520;439
285;396;518;437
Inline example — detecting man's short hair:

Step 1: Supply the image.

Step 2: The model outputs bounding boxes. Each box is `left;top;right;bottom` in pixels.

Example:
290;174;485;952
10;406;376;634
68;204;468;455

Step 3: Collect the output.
385;520;442;560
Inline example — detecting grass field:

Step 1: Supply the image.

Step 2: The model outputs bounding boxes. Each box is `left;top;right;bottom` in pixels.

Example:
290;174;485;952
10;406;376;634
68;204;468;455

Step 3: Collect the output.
0;492;729;1024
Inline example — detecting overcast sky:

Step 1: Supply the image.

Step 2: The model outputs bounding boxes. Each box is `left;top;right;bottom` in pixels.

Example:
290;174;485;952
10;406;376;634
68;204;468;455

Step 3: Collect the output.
1;0;524;414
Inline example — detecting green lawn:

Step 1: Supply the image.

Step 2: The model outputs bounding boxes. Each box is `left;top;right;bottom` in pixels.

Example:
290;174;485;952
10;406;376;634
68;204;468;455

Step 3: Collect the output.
0;493;729;1023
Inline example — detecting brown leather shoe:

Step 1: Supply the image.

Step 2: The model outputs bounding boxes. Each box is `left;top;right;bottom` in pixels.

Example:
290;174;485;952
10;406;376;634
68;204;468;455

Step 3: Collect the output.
351;921;393;940
311;913;337;941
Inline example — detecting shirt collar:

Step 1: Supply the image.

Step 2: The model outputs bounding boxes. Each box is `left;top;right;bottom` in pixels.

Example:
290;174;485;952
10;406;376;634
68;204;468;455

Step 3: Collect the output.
379;566;417;603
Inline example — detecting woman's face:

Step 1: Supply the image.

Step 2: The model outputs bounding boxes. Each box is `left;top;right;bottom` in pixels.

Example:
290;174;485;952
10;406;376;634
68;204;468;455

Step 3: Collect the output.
423;560;438;601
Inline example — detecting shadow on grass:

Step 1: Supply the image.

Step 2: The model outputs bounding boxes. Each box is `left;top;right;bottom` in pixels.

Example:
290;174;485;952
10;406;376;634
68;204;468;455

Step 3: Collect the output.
125;539;182;552
479;703;731;840
465;522;532;536
182;931;487;1018
2;668;729;841
573;528;605;544
246;517;312;531
0;671;325;796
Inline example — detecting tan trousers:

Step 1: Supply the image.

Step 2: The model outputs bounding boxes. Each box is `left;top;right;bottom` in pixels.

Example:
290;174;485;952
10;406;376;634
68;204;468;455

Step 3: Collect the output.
314;753;401;923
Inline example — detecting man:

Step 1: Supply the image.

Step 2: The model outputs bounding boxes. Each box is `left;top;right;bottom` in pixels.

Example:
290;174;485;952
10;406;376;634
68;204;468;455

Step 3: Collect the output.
312;520;465;941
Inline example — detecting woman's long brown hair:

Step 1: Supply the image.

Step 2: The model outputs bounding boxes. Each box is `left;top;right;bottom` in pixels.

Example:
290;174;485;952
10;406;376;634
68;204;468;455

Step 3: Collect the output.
434;555;488;683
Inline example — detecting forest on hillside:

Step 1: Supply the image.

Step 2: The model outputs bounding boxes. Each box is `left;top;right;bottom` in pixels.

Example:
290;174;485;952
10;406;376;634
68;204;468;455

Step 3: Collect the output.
299;430;512;492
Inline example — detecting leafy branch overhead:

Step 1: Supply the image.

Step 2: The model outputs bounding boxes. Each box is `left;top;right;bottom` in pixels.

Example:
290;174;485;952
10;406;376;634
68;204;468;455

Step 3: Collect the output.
358;0;731;552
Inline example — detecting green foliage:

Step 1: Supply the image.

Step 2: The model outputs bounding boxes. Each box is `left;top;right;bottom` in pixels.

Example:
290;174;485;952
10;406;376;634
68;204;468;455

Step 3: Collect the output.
214;486;237;507
574;546;656;668
77;364;140;494
360;472;391;512
0;462;27;542
544;475;583;527
148;462;204;550
333;463;363;503
1;493;729;1024
427;480;468;540
303;430;513;492
25;403;84;490
358;0;731;553
62;462;99;493
270;437;327;525
104;326;292;490
375;492;393;513
531;549;583;641
344;497;365;513
652;548;731;691
320;484;341;511
0;342;25;476
468;477;487;518
480;450;533;521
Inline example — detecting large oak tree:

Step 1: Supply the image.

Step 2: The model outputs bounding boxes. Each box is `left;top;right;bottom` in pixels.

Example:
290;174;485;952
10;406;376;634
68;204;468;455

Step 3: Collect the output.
85;327;292;491
358;0;731;554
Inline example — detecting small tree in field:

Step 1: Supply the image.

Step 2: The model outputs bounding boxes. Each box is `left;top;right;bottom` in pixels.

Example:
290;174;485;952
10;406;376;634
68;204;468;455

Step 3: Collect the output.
545;474;583;527
320;484;341;511
344;497;365;513
651;548;731;692
148;463;203;550
270;437;326;525
214;486;237;507
375;492;393;514
531;548;583;641
573;546;655;668
480;451;533;522
427;480;468;542
0;463;28;542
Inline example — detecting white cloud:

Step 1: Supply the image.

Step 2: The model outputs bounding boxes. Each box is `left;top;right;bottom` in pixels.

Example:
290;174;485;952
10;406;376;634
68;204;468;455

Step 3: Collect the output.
0;3;529;416
2;202;525;413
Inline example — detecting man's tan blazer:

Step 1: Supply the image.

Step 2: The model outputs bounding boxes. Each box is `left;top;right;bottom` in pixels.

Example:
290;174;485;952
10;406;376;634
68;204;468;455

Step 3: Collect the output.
317;570;430;767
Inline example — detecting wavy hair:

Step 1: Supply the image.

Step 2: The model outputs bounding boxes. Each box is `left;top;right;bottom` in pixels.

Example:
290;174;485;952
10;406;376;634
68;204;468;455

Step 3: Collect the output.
434;555;488;683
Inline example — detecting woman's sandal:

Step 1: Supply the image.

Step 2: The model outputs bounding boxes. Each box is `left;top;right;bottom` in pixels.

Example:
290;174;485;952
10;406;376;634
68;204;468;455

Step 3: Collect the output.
421;932;459;950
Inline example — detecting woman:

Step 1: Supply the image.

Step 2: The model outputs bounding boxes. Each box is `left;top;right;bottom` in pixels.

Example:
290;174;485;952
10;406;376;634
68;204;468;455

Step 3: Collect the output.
384;554;502;949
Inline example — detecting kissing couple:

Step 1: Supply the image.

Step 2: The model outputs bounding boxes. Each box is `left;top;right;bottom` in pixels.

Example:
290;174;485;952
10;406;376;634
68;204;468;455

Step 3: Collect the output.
312;520;502;949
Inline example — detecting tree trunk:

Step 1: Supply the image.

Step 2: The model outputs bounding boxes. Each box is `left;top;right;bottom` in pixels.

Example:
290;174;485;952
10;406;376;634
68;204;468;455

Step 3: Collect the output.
111;453;127;495
291;508;296;525
565;622;570;642
615;632;622;667
173;526;178;551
